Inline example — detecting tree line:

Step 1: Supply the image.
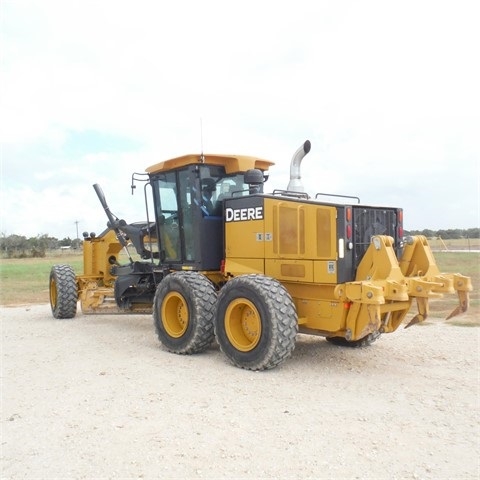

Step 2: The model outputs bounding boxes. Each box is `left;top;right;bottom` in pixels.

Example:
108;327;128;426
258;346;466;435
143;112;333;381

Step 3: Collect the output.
404;228;479;240
0;234;82;258
1;228;479;259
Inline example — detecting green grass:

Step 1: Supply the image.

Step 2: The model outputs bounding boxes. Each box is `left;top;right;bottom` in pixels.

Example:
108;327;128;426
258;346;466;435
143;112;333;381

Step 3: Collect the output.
0;253;83;305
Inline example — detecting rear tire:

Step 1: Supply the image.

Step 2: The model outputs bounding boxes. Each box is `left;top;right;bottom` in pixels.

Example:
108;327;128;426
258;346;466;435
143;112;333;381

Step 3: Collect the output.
153;272;216;354
215;275;298;370
49;264;77;319
326;331;381;348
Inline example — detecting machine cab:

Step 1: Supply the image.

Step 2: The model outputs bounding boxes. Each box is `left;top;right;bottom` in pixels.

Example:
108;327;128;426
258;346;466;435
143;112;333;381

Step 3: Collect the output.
146;154;273;271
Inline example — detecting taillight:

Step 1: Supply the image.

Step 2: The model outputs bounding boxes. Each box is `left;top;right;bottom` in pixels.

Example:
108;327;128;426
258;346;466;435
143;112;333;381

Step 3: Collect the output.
397;209;404;240
345;207;353;249
346;224;352;240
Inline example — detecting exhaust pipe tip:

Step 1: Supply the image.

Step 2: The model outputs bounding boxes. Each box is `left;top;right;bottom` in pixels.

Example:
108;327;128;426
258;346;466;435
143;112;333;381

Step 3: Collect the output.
303;140;311;155
287;140;311;192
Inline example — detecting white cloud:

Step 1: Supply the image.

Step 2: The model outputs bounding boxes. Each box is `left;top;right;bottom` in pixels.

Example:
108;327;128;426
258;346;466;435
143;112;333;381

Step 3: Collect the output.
1;0;479;237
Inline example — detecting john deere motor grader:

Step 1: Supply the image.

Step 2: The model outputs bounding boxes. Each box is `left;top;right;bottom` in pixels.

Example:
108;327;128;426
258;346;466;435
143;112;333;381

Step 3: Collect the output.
49;141;472;370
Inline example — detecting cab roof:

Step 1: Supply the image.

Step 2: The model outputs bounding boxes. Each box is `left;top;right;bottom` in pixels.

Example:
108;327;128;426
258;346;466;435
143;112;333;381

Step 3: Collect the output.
146;153;275;175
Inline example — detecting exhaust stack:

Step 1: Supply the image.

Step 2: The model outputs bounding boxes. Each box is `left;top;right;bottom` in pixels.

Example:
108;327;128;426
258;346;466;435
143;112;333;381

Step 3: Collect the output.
287;140;311;192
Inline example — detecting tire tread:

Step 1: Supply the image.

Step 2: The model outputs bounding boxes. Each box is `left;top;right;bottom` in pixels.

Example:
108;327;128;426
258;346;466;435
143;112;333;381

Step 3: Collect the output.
153;272;216;354
215;274;298;370
50;264;77;319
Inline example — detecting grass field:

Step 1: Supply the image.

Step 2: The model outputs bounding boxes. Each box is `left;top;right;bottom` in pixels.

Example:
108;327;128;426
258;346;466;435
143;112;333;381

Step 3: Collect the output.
0;252;84;305
1;246;478;325
426;236;480;251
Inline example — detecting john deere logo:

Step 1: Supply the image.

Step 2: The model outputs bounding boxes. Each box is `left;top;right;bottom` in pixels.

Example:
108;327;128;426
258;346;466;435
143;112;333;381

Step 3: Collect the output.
225;206;263;222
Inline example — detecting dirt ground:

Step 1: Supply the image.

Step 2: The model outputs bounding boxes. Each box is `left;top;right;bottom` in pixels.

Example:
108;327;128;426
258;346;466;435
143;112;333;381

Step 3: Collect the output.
1;304;479;480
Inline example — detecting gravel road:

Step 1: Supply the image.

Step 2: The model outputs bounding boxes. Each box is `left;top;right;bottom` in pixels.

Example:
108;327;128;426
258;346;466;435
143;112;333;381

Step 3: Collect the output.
1;304;479;479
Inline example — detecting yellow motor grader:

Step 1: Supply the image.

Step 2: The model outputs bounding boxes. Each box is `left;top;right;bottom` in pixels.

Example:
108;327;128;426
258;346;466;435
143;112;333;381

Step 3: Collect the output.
49;141;473;370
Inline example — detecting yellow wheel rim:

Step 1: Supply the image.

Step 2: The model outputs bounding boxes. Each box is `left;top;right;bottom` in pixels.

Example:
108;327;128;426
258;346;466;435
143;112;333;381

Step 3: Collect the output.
161;292;189;338
225;298;261;352
50;277;57;309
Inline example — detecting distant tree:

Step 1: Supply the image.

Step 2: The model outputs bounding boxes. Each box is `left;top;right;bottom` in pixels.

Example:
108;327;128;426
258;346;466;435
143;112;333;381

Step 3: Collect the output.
404;229;435;237
0;234;28;257
421;229;435;238
71;238;83;250
59;237;72;247
0;233;60;258
27;234;53;258
466;228;480;238
438;229;463;240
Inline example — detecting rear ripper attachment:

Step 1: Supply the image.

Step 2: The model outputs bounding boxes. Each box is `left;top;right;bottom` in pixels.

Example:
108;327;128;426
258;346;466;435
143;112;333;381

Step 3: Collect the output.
333;235;473;341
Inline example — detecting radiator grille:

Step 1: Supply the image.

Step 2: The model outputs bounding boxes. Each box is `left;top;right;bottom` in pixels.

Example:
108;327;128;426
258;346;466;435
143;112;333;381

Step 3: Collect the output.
353;207;399;268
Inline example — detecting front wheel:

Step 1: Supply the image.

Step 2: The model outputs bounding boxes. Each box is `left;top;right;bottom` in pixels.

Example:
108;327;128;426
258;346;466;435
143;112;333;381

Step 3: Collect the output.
215;275;298;370
153;272;216;354
49;264;78;319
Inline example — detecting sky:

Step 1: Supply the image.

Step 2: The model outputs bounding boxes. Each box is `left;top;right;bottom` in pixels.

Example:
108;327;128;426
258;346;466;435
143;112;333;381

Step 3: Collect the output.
1;0;479;239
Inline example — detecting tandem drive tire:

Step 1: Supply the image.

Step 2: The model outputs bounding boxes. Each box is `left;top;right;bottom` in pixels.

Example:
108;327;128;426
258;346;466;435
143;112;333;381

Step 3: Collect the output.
214;274;298;371
153;272;216;354
49;264;78;319
326;331;381;348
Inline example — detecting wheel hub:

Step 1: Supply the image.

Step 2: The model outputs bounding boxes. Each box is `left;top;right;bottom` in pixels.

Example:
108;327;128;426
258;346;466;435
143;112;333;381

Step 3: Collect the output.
225;298;261;352
162;292;189;338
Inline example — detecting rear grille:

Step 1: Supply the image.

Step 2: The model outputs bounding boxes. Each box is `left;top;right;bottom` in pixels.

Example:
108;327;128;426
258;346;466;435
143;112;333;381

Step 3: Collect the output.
353;207;399;268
